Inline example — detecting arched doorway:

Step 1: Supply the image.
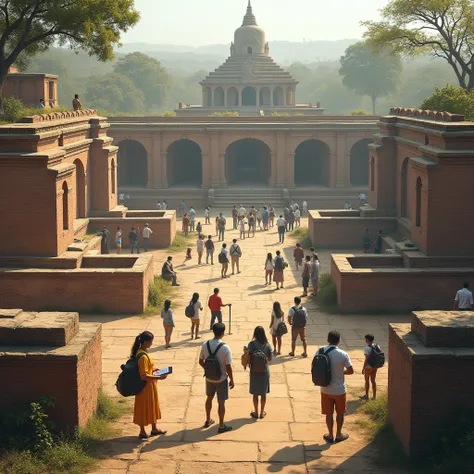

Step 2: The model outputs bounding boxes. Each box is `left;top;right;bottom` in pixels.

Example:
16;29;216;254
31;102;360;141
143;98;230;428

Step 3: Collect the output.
62;181;69;230
294;140;330;186
273;86;284;106
74;159;86;218
401;158;409;218
350;139;372;186
259;87;270;106
167;140;202;187
225;139;271;185
227;87;239;107
242;86;257;106
117;140;148;188
214;87;225;107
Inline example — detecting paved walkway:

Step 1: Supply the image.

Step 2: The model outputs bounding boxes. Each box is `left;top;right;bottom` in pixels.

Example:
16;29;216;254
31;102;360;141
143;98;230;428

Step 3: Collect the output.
87;219;409;474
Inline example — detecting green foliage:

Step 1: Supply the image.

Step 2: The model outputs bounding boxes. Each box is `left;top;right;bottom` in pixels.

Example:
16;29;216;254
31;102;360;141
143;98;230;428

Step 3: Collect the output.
317;273;338;307
350;109;371;115
290;228;312;249
271;112;290;117
162;111;177;117
420;84;474;121
147;276;173;311
0;97;69;123
169;231;193;252
210;111;239;117
339;41;401;113
362;0;474;90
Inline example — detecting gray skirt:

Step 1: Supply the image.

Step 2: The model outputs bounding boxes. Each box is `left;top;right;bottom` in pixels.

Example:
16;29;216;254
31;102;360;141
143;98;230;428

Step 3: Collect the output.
249;371;270;396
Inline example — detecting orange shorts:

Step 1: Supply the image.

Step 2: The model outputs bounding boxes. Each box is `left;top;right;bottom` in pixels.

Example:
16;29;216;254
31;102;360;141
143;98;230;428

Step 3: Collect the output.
364;368;378;376
321;393;347;415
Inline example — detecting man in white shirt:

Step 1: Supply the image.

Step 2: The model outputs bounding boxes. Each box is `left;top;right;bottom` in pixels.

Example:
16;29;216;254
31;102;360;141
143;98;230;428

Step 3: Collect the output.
302;200;308;216
454;282;473;310
295;207;301;228
142;224;153;252
358;192;367;205
156;201;162;210
119;193;125;204
229;239;242;275
199;323;234;433
276;215;286;243
162;201;167;210
237;205;246;221
319;331;354;444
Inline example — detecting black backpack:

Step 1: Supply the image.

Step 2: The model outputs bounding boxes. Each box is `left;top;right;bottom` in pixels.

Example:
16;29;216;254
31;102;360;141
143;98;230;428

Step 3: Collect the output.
115;352;149;397
312;346;336;387
274;256;284;270
292;306;307;328
185;301;195;318
218;250;228;264
204;341;224;381
250;342;268;373
368;343;385;368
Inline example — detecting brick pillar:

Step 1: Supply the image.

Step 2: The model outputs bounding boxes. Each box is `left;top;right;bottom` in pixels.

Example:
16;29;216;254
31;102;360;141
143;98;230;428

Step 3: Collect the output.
202;153;211;188
270;87;274;107
161;151;168;188
210;133;221;187
153;134;163;188
286;153;295;188
276;133;286;188
219;152;227;187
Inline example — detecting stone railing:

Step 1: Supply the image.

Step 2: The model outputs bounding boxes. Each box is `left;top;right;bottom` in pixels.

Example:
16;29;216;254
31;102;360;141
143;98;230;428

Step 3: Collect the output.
20;109;99;124
389;107;464;122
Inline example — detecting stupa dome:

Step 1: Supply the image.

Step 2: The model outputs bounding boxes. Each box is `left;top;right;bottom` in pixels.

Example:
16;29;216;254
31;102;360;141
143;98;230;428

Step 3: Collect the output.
233;1;266;56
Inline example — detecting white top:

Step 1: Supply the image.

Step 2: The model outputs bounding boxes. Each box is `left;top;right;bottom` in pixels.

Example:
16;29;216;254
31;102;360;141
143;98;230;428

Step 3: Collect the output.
295;209;301;218
115;231;122;243
265;259;274;270
196;238;205;252
319;346;353;396
239;220;246;231
238;206;246;217
142;227;153;238
359;193;366;200
288;305;308;318
220;247;229;258
455;288;473;309
276;217;286;227
192;300;203;319
205;208;210;217
303;201;308;208
119;193;124;200
162;202;167;210
156;203;162;209
200;339;232;383
270;310;283;334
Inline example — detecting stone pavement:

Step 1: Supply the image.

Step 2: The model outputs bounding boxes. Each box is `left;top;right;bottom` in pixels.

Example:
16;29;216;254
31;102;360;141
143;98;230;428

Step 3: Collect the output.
85;219;410;474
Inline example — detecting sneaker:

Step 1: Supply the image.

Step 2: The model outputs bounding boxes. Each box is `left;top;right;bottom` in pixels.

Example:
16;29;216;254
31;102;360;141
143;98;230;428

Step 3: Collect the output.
359;394;369;400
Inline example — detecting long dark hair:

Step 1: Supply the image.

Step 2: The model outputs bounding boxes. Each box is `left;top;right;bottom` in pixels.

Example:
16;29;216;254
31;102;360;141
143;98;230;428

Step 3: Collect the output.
191;292;199;304
273;301;284;319
266;252;273;262
130;331;154;358
253;326;268;345
164;299;171;312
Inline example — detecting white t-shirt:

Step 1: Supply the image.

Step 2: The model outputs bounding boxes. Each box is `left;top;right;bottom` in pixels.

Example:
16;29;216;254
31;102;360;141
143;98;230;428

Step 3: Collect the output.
303;201;307;209
319;346;353;396
359;193;366;200
276;217;286;227
200;339;232;383
115;231;122;243
238;207;246;217
205;208;210;217
192;300;203;319
162;202;167;210
156;203;161;209
239;220;245;231
196;239;205;252
265;259;274;270
119;193;124;201
220;247;229;259
288;305;308;318
142;227;153;238
295;209;301;218
455;288;473;309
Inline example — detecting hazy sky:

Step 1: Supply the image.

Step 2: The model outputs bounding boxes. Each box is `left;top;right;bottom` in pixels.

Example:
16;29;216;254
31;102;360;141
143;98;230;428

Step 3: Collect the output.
122;0;389;46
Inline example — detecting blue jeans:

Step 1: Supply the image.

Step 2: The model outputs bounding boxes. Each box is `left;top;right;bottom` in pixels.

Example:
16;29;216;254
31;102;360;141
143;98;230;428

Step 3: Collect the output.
143;238;149;252
130;241;140;254
278;227;285;243
210;311;223;329
218;228;225;241
233;217;237;229
190;220;195;232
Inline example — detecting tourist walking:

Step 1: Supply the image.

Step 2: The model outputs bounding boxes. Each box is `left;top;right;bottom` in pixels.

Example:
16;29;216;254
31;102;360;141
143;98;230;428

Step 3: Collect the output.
276;215;286;243
302;255;312;297
262;206;269;231
363;228;371;253
453;282;473;310
100;226;111;254
196;222;203;235
288;297;308;357
239;217;246;240
131;331;168;439
162;200;167;210
208;288;230;329
219;243;229;278
248;213;256;238
197;234;205;265
269;205;275;228
295;207;301;228
161;299;174;348
179;200;185;217
205;206;211;225
189;206;196;232
189;292;203;340
273;250;286;290
205;235;215;265
293;242;304;270
311;255;321;296
269;301;285;354
288;209;295;231
229;239;242;275
199;323;234;433
284;206;290;230
142;223;153;252
218;213;226;241
246;326;272;419
182;213;190;236
264;252;274;285
129;226;139;254
316;331;354;444
303;200;308;216
360;334;382;400
232;205;238;230
115;226;122;254
161;256;179;286
238;204;246;223
373;230;383;254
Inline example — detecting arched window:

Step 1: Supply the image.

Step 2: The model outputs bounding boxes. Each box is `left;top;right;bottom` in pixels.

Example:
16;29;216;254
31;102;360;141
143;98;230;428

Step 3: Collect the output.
370;158;375;191
294;140;330;187
62;181;69;230
111;159;116;195
74;159;86;219
400;158;409;218
247;46;253;54
273;86;284;106
117;140;148;187
214;87;225;107
350;139;372;186
242;86;257;106
415;177;422;227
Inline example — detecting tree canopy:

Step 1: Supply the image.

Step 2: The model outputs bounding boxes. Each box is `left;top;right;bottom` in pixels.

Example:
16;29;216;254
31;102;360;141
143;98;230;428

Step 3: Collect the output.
339;42;401;113
0;0;139;96
420;84;474;120
362;0;474;90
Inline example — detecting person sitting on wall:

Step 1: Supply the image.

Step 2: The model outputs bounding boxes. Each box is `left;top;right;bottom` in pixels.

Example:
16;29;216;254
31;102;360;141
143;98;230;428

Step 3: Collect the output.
162;256;180;286
72;94;83;111
37;99;45;109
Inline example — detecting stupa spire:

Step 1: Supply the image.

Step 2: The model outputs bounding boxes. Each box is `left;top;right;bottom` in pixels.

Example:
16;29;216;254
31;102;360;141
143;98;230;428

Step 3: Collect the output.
242;0;257;26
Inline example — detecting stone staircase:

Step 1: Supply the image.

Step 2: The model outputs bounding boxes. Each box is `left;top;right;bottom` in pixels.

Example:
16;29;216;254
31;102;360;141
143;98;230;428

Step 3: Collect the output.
210;187;286;212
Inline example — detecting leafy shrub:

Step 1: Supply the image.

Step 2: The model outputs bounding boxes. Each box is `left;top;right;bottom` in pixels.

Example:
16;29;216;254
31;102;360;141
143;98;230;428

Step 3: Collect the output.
210;111;239;117
420;84;474;121
169;231;192;252
162;111;177;117
350;109;371;115
317;273;337;306
290;227;312;249
271;112;289;117
1;97;71;123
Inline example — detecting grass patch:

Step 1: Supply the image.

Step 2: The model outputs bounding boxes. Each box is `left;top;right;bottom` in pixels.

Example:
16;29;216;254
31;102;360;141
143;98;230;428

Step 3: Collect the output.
290;227;312;249
314;273;338;310
0;391;129;474
169;231;193;253
144;276;176;316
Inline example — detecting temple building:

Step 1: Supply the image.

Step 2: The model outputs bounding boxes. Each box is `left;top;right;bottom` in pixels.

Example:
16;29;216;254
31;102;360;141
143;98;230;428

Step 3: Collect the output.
176;2;323;116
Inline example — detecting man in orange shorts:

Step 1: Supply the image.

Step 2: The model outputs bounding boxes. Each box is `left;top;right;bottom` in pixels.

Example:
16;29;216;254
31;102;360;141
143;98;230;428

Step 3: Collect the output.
320;331;354;444
361;334;379;400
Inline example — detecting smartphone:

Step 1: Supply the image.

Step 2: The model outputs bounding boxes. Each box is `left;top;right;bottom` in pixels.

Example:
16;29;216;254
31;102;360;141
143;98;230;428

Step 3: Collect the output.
153;367;173;376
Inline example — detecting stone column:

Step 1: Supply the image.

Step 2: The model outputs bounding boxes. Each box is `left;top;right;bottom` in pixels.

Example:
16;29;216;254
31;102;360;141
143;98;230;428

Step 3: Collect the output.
270;87;274;107
283;86;287;107
256;86;261;107
146;141;154;189
202;153;211;188
202;87;206;107
224;88;228;108
210;87;215;107
153;134;163;188
276;133;287;187
219;152;227;187
334;134;348;188
286;153;295;188
210;133;221;187
160;151;168;188
238;88;242;107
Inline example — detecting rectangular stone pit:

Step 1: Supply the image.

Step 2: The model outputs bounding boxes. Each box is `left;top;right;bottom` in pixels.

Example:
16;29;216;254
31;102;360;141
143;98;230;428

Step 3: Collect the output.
0;309;102;430
388;310;474;459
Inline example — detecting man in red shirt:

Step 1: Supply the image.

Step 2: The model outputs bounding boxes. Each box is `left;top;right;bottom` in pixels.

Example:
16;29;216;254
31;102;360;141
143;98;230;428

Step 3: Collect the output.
208;288;230;330
293;243;304;270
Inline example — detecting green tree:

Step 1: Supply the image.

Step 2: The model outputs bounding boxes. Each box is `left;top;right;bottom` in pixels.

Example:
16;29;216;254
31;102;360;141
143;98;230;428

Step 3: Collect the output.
362;0;474;90
114;52;171;111
0;0;139;108
420;84;474;120
339;42;401;114
84;73;145;114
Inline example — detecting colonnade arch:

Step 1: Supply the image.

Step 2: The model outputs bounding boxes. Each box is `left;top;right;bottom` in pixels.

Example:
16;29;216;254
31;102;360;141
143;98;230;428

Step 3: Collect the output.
242;86;257;106
214;87;225;107
273;87;284;106
117;140;148;188
73;159;86;218
227;87;239;106
294;139;330;186
350;139;372;186
166;140;203;187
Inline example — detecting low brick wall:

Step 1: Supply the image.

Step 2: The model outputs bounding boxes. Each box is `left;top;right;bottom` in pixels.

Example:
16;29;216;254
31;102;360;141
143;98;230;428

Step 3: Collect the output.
309;210;397;248
332;254;474;312
88;210;176;249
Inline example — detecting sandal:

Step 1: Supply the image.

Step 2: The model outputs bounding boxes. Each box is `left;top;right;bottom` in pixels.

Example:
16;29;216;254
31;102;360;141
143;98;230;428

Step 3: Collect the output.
139;433;149;439
218;425;233;433
260;412;267;419
335;433;349;443
323;434;334;444
204;419;215;428
250;412;259;419
150;429;167;436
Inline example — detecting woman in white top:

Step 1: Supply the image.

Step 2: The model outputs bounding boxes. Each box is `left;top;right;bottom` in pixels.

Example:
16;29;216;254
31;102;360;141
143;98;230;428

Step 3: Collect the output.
269;301;285;354
239;218;246;240
189;292;203;339
204;207;210;224
161;300;174;349
115;226;122;254
196;235;205;265
264;252;274;285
